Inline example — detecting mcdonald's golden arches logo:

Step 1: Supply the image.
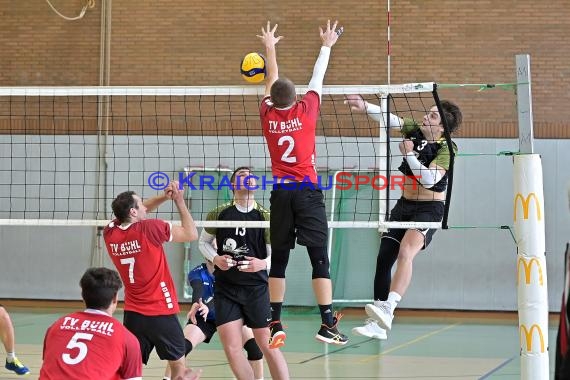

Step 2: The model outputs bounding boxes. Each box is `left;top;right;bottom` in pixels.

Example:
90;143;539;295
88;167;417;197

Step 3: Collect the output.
519;324;546;353
516;257;544;286
513;192;542;221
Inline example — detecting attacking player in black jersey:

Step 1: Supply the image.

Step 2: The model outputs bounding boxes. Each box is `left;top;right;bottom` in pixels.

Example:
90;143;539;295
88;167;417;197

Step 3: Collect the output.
198;167;289;380
344;95;462;339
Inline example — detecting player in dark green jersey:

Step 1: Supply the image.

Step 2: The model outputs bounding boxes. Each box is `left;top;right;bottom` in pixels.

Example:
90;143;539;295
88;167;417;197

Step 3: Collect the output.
345;96;462;339
198;167;289;380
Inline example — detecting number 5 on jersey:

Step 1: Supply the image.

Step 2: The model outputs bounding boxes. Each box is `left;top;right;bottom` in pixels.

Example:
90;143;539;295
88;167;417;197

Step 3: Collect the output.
62;332;94;365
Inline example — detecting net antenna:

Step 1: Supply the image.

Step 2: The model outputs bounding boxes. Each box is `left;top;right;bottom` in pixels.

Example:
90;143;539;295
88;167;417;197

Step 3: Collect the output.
387;0;392;85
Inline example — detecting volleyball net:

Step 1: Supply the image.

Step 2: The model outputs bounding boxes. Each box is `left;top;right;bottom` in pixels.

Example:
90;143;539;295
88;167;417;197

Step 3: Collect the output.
0;83;449;230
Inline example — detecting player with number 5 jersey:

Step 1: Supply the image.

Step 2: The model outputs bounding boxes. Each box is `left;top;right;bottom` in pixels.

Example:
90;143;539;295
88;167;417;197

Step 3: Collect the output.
40;267;142;380
258;20;348;347
103;181;199;379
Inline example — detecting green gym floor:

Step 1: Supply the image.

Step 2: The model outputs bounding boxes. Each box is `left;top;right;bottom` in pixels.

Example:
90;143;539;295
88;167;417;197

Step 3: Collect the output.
0;305;559;379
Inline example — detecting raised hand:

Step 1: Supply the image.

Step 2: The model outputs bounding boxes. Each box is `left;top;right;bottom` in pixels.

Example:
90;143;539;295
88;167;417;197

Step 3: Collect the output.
167;180;184;203
257;21;283;48
320;19;342;48
344;94;366;113
399;140;415;155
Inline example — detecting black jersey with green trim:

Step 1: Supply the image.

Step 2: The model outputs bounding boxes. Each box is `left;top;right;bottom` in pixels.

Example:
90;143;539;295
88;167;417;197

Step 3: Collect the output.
205;201;270;286
398;120;457;193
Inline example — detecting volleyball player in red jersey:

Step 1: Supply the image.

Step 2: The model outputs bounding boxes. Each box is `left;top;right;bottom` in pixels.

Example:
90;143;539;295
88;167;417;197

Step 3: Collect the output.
40;267;142;380
258;20;348;346
104;181;199;379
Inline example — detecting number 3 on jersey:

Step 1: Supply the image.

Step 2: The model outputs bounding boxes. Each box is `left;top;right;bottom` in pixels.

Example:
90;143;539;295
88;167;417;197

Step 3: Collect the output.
278;135;297;163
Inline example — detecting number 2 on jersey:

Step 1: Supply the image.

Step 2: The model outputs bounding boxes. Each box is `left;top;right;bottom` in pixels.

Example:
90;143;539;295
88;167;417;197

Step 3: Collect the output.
278;135;297;163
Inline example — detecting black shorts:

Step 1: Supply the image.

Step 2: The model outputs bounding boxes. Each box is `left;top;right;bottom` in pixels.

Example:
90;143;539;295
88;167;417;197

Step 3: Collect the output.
186;317;217;344
270;183;328;250
214;283;271;329
382;198;445;249
123;311;185;364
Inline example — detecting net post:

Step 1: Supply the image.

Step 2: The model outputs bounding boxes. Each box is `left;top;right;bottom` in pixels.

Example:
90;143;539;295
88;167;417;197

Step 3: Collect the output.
516;54;534;154
387;0;391;85
514;54;549;379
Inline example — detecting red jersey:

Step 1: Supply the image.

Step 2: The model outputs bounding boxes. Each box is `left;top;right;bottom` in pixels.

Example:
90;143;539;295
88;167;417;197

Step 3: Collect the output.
260;91;320;183
103;219;180;315
39;310;142;380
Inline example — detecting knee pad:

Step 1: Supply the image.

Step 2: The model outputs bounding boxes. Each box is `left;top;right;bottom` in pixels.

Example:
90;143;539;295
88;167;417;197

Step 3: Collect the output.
374;237;400;300
184;339;193;356
377;237;400;273
243;338;263;361
308;246;330;279
269;249;290;278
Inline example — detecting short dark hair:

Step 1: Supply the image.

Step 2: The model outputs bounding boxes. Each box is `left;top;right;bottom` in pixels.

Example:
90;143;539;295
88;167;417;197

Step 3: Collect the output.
270;78;296;108
439;100;462;134
80;267;123;310
111;191;137;224
230;166;252;185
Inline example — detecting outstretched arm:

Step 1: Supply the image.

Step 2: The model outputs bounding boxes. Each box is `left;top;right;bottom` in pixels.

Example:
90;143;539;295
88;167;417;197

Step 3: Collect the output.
143;194;169;213
399;140;445;188
257;21;283;97
344;94;403;127
169;181;199;243
307;20;342;100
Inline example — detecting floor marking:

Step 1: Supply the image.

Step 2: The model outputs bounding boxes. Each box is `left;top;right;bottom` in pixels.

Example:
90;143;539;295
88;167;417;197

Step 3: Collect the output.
360;322;462;363
298;338;376;364
478;355;516;379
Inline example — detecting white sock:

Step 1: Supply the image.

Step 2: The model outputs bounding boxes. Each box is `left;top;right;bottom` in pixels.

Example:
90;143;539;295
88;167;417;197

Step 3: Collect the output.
6;352;16;362
387;291;402;314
